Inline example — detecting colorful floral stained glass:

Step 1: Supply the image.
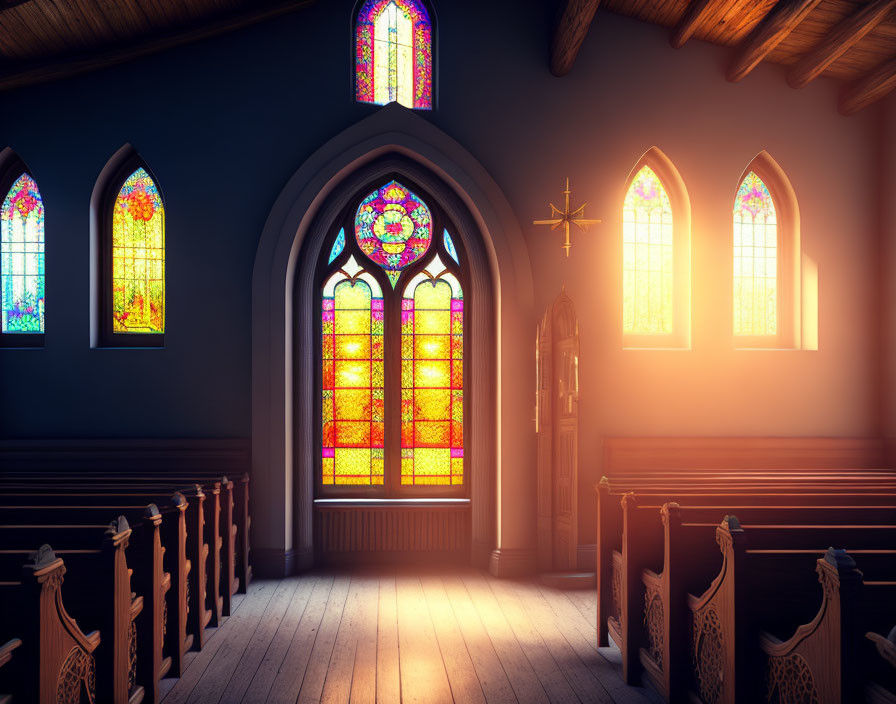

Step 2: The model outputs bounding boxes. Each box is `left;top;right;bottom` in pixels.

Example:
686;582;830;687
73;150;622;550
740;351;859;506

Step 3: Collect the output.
355;0;432;110
328;228;346;264
112;168;164;333
1;174;44;333
401;255;463;485
443;229;459;264
355;180;432;288
623;165;673;335
322;256;385;485
734;172;777;336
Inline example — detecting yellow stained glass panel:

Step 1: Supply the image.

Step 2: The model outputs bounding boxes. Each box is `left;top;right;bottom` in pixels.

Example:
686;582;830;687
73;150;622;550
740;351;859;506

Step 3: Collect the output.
733;172;778;336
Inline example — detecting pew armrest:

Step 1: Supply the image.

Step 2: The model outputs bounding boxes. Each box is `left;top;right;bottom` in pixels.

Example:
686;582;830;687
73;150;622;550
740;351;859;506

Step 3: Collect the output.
0;639;21;668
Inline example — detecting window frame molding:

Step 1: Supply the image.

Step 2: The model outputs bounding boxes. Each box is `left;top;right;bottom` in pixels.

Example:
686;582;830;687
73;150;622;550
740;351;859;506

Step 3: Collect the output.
732;151;800;350
91;144;166;349
314;172;469;500
621;147;691;350
351;0;438;112
0;148;44;348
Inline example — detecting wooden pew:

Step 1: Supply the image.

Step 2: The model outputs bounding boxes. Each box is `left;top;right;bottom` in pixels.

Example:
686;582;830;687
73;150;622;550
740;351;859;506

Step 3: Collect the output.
0;638;21;704
0;545;101;704
0;497;191;688
0;518;150;704
595;480;896;648
865;626;896;703
0;487;212;651
0;470;250;600
608;495;896;688
610;496;896;689
673;515;896;703
1;476;234;622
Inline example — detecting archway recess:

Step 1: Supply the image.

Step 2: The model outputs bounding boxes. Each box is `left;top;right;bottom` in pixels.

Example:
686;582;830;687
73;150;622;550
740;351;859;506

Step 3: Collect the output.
251;104;537;577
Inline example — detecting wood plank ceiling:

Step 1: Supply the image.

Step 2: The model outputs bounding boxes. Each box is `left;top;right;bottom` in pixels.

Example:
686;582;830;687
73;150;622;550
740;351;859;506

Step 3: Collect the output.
0;0;314;92
551;0;896;114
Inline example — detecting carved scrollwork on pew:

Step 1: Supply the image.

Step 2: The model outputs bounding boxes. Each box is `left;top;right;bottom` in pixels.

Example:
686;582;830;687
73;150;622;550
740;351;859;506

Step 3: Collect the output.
643;582;664;668
128;619;138;692
765;653;819;704
56;646;96;704
185;576;190;617
162;598;168;639
611;552;623;624
691;605;723;704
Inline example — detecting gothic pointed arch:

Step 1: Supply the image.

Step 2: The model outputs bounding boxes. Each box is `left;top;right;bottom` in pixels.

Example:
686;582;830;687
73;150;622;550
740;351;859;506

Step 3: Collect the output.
0;147;45;347
621;147;690;348
733;151;801;349
90;144;165;348
252;105;534;577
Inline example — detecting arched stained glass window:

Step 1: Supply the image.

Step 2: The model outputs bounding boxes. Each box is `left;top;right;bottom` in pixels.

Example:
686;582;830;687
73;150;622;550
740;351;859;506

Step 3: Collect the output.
623;165;673;335
1;173;44;335
355;0;433;110
112;167;165;334
319;177;465;496
734;172;777;337
401;255;463;485
322;256;385;486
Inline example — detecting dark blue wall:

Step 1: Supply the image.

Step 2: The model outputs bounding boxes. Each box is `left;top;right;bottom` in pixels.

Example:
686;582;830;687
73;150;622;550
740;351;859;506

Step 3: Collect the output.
0;0;879;458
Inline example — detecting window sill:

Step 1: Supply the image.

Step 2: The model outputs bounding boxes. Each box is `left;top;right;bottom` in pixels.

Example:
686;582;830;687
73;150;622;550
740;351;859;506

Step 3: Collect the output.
314;498;470;507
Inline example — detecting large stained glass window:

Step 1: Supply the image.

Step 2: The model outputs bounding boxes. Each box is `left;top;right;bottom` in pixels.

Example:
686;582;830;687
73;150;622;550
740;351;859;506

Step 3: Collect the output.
322;256;385;485
112;168;165;334
320;181;464;494
734;172;777;336
1;174;44;334
623;165;673;335
355;0;432;110
355;179;432;287
401;255;463;485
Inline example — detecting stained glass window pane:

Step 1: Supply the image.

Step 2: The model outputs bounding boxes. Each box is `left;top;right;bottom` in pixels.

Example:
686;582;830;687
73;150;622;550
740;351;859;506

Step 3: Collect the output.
1;174;44;333
623;165;673;335
328;227;346;264
401;257;463;485
112;168;164;333
734;172;777;336
356;0;432;110
355;180;432;287
322;261;385;486
443;229;459;264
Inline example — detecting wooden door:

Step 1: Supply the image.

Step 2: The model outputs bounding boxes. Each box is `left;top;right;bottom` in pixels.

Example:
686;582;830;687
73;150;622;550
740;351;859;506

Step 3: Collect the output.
536;291;579;571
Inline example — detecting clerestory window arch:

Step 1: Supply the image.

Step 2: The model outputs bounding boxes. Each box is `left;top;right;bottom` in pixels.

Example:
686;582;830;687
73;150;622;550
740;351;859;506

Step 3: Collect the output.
733;151;800;348
0;151;45;347
318;177;465;497
354;0;433;110
93;147;166;348
621;147;690;348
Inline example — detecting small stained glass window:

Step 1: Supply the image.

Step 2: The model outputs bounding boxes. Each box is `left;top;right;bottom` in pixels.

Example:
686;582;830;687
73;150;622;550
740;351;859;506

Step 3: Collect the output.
444;229;459;264
623;165;673;335
734;172;777;336
355;0;432;110
355;180;432;288
1;174;44;334
329;227;346;264
322;256;385;486
112;168;164;334
401;255;463;485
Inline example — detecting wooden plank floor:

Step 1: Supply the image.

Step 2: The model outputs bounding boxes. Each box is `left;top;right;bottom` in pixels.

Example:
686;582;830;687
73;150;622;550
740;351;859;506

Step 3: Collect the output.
160;567;659;704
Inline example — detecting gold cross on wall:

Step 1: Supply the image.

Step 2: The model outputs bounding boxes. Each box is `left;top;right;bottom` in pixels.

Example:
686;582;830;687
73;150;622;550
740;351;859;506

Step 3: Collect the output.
533;178;601;257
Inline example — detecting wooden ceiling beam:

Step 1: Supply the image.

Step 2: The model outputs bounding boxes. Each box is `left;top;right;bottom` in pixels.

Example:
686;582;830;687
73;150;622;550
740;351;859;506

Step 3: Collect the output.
838;55;896;114
0;0;314;93
550;0;601;77
726;0;823;82
671;0;750;49
788;0;896;88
